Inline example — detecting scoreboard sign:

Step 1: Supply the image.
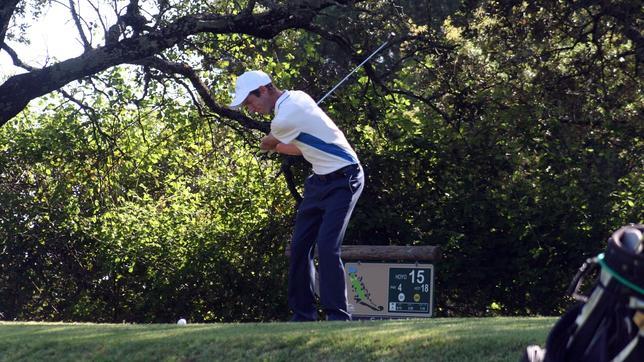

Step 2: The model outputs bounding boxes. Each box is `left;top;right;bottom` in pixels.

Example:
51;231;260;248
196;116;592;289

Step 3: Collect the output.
345;262;434;318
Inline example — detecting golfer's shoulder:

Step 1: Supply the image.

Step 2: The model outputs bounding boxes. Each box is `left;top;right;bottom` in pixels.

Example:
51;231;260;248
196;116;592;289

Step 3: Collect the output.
286;90;316;109
274;91;317;126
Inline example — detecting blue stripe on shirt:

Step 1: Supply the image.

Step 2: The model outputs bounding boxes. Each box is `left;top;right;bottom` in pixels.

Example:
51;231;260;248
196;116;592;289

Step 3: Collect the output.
296;133;356;164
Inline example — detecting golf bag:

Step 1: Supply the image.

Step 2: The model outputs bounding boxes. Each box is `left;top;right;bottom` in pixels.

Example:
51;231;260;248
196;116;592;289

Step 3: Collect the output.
523;224;644;362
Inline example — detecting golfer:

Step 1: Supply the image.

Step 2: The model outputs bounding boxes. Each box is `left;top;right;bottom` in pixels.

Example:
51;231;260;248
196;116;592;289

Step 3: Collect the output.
230;70;364;321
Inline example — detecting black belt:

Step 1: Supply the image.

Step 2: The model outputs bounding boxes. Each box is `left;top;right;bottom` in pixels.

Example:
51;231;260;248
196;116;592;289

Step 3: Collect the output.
315;164;359;182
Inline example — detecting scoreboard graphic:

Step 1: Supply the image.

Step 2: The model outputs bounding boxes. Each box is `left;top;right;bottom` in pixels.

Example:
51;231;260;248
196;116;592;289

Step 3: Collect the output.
345;262;434;318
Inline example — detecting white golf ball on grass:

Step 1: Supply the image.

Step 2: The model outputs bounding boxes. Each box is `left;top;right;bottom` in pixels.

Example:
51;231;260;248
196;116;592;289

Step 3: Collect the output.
177;318;187;325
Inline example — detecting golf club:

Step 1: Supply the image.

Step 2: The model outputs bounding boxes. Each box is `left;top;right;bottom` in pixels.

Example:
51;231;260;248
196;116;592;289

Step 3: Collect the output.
262;33;395;158
317;32;395;105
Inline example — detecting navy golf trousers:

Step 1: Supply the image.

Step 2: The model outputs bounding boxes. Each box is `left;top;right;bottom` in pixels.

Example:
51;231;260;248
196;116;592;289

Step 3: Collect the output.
288;163;364;321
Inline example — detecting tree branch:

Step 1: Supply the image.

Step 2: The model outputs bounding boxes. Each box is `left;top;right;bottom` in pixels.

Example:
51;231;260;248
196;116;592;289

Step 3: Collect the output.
1;43;38;72
0;0;20;48
58;89;118;146
243;0;258;15
0;0;359;126
131;56;304;202
133;57;270;133
279;156;304;204
69;0;92;50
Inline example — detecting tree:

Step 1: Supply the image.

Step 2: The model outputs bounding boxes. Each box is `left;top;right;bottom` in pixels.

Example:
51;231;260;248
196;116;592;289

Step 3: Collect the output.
0;0;417;201
0;0;364;126
0;0;641;321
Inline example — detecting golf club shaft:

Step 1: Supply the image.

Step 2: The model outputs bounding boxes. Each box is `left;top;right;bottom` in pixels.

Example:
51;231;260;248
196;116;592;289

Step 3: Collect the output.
317;39;391;105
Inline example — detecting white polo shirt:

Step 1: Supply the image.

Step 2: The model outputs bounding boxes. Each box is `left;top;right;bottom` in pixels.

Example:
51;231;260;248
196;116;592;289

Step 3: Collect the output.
271;91;359;175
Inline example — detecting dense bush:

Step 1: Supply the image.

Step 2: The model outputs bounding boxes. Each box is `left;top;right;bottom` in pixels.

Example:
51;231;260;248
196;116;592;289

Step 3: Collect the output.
1;0;641;321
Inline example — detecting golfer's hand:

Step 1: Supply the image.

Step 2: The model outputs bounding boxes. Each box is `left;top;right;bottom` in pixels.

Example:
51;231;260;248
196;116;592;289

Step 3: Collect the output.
256;149;275;160
260;134;279;151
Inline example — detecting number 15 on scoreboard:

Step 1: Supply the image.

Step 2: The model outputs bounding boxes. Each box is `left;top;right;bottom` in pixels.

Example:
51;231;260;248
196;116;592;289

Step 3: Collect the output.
388;266;434;315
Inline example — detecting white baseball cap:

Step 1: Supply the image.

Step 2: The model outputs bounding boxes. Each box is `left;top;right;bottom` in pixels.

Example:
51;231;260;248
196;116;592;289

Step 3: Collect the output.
229;70;272;110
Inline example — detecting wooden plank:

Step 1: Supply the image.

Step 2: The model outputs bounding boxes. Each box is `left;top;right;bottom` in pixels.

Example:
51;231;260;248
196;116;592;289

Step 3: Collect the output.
285;245;441;261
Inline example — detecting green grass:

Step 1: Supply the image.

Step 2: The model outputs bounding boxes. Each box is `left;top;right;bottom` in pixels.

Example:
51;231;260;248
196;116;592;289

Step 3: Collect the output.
0;317;555;361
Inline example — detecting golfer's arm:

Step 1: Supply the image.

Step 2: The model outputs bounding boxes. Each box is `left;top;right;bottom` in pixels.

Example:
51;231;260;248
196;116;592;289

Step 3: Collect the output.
260;134;280;150
260;133;302;155
275;142;302;156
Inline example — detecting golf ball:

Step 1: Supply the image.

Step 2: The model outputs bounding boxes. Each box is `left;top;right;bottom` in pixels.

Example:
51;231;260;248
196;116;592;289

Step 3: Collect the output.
177;318;187;325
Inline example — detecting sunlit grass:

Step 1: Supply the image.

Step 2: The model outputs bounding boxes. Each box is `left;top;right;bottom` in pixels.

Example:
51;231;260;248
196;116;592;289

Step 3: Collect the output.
0;317;555;361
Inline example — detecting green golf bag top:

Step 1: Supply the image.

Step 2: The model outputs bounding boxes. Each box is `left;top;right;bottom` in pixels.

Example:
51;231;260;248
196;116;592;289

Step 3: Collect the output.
524;224;644;362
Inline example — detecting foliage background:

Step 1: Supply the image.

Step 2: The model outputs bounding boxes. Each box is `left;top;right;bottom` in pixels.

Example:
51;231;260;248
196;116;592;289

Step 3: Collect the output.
1;0;642;321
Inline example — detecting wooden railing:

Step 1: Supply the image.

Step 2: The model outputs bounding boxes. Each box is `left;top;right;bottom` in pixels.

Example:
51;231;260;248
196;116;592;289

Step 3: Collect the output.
286;245;441;261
